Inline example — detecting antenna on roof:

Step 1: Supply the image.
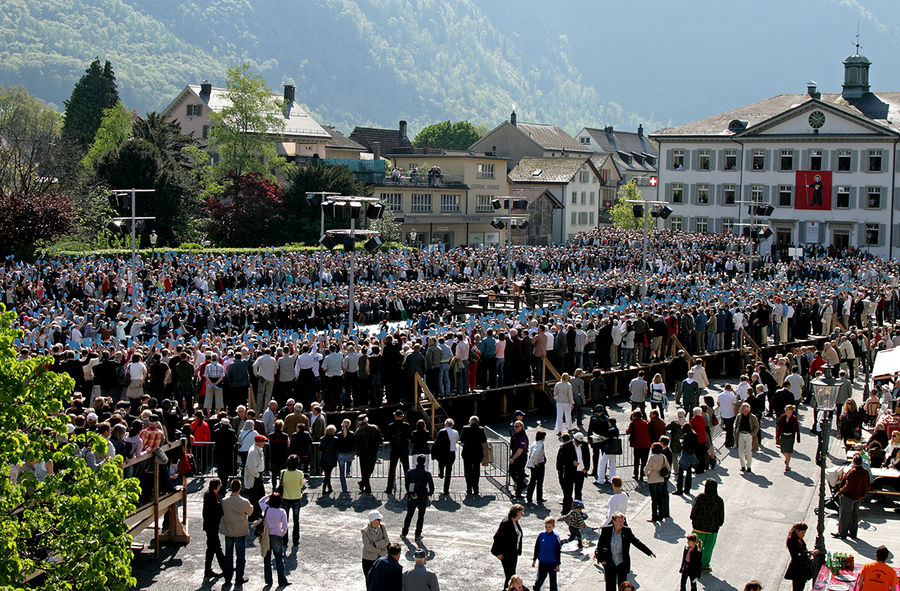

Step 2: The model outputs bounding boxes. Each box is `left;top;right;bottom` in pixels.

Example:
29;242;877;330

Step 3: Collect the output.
852;22;861;54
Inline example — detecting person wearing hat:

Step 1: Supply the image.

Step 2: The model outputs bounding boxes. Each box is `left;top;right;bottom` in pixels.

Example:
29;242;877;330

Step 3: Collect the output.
509;410;526;437
402;548;439;590
509;420;529;498
361;510;391;580
244;434;267;521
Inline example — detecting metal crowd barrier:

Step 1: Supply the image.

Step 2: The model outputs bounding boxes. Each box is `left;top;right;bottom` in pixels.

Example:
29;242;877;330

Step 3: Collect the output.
188;433;513;493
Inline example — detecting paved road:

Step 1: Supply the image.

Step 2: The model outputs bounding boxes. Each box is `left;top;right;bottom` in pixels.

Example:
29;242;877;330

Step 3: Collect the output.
132;380;898;591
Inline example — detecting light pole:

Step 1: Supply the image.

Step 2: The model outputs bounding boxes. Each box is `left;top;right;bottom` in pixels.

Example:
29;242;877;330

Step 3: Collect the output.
108;188;155;311
409;229;418;246
624;196;672;298
320;196;385;334
149;231;158;258
492;197;528;280
307;192;340;303
811;370;840;568
863;296;877;394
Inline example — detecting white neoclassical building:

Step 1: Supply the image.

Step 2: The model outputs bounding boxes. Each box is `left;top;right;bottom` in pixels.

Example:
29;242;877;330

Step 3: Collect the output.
651;52;900;259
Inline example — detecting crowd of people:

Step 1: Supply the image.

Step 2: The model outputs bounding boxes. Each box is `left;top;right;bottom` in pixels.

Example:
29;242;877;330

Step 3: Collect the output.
6;227;900;590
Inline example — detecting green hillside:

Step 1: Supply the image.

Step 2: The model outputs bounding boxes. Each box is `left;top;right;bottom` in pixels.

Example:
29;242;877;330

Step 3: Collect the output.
0;0;663;134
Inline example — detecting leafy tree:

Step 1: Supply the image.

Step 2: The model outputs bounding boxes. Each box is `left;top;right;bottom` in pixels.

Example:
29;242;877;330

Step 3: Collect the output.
0;304;140;589
207;63;285;179
205;172;286;246
0;192;75;258
95;139;200;246
81;102;133;170
412;120;483;150
0;85;63;199
281;163;371;244
62;59;119;152
369;215;402;244
609;179;649;231
133;112;194;169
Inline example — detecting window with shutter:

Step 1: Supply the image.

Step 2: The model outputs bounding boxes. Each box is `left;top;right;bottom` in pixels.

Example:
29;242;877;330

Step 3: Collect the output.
751;150;765;171
835;186;850;209
864;223;880;245
809;149;822;171
868;149;883;172
723;184;736;205
724;149;737;171
837;150;851;172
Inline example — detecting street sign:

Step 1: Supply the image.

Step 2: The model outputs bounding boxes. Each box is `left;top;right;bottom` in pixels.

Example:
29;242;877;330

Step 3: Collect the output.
648;176;658;186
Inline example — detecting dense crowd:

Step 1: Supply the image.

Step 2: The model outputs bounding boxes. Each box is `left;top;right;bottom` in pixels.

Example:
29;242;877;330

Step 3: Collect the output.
6;228;900;590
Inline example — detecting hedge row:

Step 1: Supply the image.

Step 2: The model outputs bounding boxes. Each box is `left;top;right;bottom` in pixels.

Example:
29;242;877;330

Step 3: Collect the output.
40;242;407;258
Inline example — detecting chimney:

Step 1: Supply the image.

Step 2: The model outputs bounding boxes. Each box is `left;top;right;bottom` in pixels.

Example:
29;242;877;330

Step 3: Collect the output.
399;120;408;138
200;80;211;97
373;141;381;161
510;110;517;127
605;125;613;134
806;80;820;99
637;124;643;137
283;84;295;104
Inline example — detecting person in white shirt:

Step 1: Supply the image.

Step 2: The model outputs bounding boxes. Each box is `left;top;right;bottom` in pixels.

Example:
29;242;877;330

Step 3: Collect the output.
262;400;279;435
784;367;805;402
253;348;277;412
717;385;738;448
525;430;546;504
553;373;574;435
322;344;345;410
602;476;629;526
433;418;459;495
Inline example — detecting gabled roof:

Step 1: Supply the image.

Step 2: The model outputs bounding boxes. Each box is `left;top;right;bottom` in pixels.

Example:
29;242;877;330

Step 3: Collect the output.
161;84;330;139
579;126;658;174
323;126;366;151
509;185;564;208
508;157;595;184
349;126;413;155
651;92;900;138
514;122;590;153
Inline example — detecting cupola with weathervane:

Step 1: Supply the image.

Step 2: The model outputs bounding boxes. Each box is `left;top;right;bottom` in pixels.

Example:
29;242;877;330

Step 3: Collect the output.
842;52;871;100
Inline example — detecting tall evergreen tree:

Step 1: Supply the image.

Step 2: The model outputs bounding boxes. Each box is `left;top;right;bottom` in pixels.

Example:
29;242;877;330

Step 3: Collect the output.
62;59;119;152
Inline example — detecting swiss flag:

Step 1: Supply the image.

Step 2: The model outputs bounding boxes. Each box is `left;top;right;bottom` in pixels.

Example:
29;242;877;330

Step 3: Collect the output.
648;176;658;186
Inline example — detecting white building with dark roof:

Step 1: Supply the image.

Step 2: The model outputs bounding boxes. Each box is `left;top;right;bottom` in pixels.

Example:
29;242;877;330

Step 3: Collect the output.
162;82;331;160
650;52;900;259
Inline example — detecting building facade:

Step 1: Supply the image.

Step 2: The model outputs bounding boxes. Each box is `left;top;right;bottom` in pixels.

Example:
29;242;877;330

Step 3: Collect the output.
374;152;509;247
469;112;591;169
651;53;900;259
508;156;615;242
162;82;332;160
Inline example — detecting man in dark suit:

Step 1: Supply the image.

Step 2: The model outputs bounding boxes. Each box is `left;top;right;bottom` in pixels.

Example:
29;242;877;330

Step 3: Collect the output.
202;478;226;579
459;415;487;496
491;504;525;590
595;512;655;591
401;455;434;540
558;433;589;514
367;542;403;591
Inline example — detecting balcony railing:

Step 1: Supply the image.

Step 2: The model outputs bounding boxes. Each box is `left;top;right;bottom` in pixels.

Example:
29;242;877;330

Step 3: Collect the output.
380;173;465;188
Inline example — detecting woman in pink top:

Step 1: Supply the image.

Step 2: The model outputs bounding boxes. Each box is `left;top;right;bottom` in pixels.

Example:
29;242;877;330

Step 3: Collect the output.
495;333;507;387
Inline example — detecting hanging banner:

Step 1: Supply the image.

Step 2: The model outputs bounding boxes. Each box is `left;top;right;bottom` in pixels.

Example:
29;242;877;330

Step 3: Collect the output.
795;170;832;210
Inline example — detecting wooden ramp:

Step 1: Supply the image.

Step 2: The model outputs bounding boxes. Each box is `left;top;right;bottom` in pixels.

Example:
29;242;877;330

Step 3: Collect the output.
122;440;191;554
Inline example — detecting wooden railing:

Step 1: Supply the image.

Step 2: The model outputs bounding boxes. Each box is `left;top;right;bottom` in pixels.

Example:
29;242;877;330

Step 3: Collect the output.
738;328;762;364
414;373;443;438
122;439;190;555
540;357;561;389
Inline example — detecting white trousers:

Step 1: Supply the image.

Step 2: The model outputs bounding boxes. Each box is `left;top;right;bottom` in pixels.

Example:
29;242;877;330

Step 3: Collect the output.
555;403;573;433
738;432;753;469
597;453;617;481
